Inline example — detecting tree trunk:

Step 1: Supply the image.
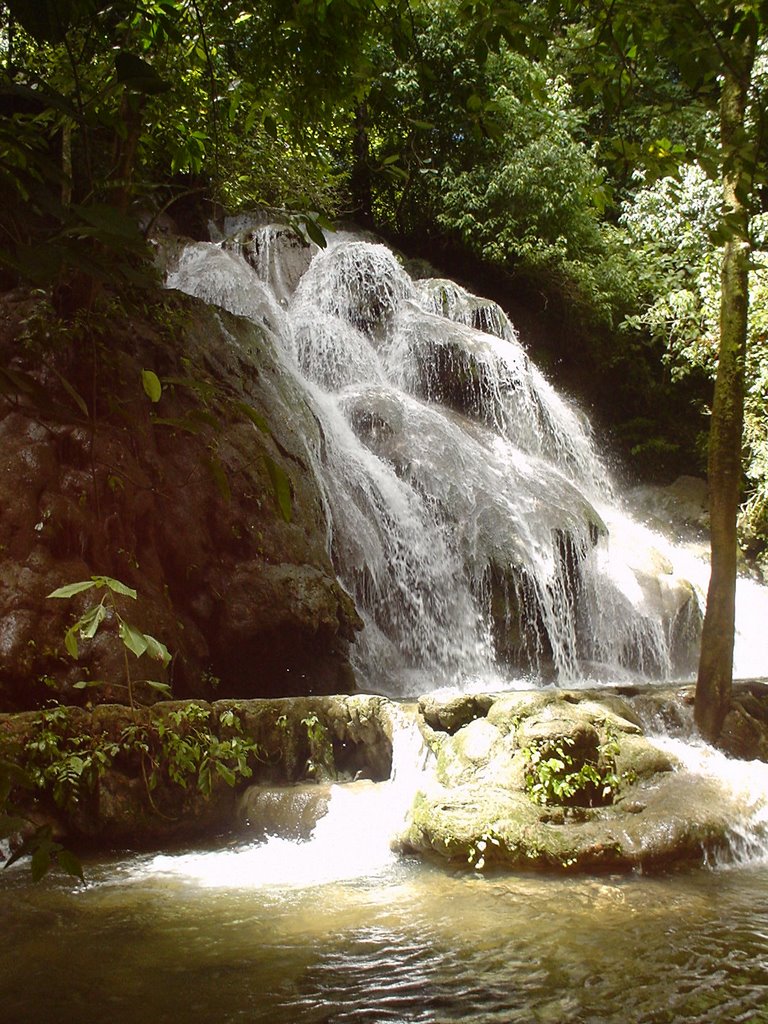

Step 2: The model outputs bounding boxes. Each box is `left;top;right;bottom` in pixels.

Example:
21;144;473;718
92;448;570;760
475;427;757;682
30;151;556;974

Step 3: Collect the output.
350;102;373;227
111;93;145;213
694;26;755;742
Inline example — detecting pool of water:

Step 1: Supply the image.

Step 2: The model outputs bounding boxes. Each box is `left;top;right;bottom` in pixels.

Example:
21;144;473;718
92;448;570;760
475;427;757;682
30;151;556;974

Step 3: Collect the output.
3;844;768;1024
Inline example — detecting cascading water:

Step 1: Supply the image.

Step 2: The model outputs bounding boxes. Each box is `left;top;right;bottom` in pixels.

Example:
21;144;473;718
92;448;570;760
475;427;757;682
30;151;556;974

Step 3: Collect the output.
651;736;768;867
165;222;763;694
135;707;431;889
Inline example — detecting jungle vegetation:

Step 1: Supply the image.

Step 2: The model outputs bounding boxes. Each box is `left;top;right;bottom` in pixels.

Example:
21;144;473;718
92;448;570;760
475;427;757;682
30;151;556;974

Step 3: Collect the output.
2;0;768;738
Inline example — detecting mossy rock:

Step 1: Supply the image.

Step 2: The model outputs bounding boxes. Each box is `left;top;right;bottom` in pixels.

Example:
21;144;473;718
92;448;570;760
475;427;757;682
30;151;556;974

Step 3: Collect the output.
397;688;742;873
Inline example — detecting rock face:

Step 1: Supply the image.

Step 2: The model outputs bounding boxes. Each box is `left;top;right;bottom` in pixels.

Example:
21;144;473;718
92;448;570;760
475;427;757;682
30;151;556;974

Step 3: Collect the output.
396;688;756;872
0;289;361;711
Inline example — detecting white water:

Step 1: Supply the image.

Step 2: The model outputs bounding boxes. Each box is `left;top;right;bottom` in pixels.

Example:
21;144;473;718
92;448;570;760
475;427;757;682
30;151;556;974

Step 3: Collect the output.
165;223;768;694
649;735;768;866
163;221;768;879
132;710;431;889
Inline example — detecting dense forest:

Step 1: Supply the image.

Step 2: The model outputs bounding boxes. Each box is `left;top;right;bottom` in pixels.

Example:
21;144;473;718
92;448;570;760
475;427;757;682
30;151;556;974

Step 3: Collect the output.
1;0;767;741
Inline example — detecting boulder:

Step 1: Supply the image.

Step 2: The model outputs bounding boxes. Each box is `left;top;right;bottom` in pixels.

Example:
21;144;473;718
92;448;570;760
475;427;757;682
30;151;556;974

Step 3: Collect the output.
0;694;394;849
396;688;749;872
236;783;333;841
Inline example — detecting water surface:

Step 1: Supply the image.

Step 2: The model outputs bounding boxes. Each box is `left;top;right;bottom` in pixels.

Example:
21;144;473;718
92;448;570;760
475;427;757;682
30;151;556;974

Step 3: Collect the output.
3;847;768;1023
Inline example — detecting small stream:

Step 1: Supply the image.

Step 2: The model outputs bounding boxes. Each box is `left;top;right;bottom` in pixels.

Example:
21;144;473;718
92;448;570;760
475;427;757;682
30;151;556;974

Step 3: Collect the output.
3;849;768;1023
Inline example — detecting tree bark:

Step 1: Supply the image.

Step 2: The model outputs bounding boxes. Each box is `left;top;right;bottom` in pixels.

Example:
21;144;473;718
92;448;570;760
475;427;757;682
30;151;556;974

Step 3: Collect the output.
350;102;373;227
694;24;755;742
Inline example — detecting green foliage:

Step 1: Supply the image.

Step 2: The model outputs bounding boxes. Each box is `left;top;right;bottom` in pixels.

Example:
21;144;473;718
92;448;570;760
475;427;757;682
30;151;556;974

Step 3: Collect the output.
21;706;119;810
47;575;172;705
467;826;502;871
522;731;628;807
122;703;260;797
7;701;260;870
368;11;642;327
301;713;335;778
0;755;84;881
623;166;768;567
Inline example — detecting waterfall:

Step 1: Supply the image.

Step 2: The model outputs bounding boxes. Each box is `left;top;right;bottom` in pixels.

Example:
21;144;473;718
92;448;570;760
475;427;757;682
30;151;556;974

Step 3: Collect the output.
165;223;767;693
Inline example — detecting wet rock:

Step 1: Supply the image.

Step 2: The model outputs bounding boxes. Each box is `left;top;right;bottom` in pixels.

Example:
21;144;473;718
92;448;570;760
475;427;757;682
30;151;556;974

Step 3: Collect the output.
0;694;396;849
0;290;361;710
418;692;496;734
397;689;742;872
237;783;333;841
718;683;768;761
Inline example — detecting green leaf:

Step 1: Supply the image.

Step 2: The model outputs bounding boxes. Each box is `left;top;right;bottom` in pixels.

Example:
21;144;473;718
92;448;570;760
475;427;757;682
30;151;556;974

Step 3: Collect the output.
56;848;84;881
187;409;221;431
31;841;52;882
263;455;292;523
72;679;106;690
98;577;137;599
119;621;148;658
234;401;270;434
47;580;97;599
302;216;327;248
64;625;79;659
205;455;232;503
215;762;236;787
146;680;172;695
141;369;163;403
0;367;66;418
54;370;89;418
143;634;172;667
78;602;106;639
150;415;204;435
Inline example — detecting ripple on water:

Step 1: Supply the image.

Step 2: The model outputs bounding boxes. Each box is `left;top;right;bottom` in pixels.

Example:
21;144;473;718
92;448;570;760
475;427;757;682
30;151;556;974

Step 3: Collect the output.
3;858;768;1023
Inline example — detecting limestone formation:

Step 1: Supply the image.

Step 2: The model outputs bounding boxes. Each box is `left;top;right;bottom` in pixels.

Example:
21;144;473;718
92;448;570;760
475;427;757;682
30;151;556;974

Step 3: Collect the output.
395;688;761;872
4;687;768;872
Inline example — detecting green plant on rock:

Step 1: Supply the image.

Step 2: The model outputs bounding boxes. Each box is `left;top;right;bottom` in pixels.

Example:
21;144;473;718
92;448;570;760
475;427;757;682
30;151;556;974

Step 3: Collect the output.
12;703;261;832
2;695;262;882
1;705;122;882
301;713;335;779
22;706;120;811
467;827;502;871
522;731;627;808
0;756;84;882
47;575;172;708
147;704;260;797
